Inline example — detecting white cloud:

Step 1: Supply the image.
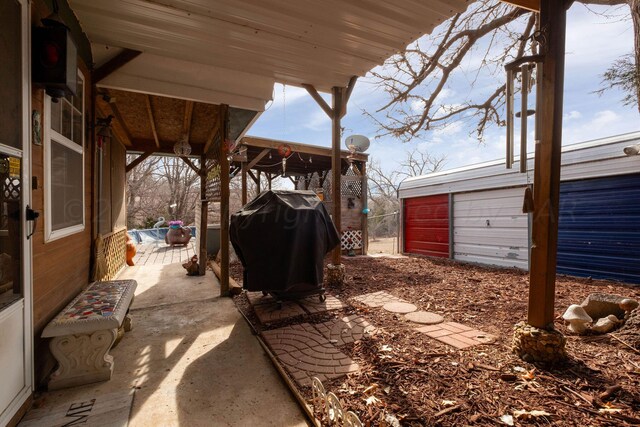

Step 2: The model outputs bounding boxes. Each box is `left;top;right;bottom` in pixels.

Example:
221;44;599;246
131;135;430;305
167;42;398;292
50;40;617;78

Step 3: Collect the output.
410;99;425;111
303;109;331;132
564;110;582;121
592;110;620;128
433;121;464;136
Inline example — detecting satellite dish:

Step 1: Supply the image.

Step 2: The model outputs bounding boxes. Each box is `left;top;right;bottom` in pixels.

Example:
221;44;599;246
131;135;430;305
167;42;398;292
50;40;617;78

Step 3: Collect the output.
344;134;370;153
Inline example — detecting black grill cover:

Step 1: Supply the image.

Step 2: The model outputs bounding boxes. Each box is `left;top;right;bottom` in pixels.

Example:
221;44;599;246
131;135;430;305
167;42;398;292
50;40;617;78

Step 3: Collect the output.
230;190;340;293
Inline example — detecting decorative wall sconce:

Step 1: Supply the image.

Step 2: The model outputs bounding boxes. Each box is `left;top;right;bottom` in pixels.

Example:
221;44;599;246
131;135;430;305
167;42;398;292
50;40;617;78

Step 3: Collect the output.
32;0;78;102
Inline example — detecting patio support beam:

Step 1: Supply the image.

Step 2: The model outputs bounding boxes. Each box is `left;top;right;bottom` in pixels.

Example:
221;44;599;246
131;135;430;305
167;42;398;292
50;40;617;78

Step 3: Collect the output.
500;0;539;12
182;101;195;142
219;105;231;295
241;162;248;205
198;152;208;277
305;79;357;272
247;169;258;184
302;85;333;118
125;151;153;173
247;148;270;170
330;86;345;265
527;0;568;328
204;120;220;157
180;156;200;175
145;95;161;148
256;170;261;194
92;49;141;84
341;76;358;117
360;161;368;255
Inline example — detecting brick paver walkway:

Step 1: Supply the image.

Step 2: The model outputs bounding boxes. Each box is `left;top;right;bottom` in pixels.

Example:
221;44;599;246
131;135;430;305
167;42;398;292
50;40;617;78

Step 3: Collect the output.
416;322;496;349
315;314;376;346
246;291;275;306
298;295;346;314
352;291;407;308
261;323;360;387
253;301;306;324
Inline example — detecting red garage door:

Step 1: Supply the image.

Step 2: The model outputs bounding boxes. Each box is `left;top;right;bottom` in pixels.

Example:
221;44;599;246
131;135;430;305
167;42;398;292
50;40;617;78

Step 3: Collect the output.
404;194;449;257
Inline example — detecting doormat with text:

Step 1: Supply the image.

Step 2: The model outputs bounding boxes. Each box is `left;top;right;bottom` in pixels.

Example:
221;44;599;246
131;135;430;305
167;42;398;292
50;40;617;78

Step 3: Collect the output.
19;391;133;427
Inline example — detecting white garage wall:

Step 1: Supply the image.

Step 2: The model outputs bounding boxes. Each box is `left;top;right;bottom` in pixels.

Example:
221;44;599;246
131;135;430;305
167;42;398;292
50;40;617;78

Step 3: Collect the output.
453;187;530;269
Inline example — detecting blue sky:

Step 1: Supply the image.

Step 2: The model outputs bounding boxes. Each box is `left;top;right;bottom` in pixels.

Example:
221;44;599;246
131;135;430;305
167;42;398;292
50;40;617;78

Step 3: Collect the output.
248;3;639;176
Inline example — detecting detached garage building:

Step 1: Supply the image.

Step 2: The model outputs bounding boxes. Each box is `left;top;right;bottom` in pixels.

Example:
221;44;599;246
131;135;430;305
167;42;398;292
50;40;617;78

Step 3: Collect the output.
398;132;640;284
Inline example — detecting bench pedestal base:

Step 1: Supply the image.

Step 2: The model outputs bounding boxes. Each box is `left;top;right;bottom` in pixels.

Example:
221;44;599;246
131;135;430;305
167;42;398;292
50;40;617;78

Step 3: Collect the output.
48;329;117;390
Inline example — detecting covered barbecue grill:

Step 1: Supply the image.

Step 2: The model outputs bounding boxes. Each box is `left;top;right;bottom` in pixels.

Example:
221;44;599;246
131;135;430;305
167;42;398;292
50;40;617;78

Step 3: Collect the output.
230;190;340;301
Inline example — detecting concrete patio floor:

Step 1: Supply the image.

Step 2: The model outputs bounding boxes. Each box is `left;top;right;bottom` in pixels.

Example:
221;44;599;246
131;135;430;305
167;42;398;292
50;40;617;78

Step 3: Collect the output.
25;263;309;426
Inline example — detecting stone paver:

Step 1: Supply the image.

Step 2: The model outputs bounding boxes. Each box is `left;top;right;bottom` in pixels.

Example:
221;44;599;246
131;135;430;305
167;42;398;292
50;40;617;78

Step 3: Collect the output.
315;314;376;346
261;323;360;387
246;291;275;306
383;302;417;314
352;291;407;308
405;311;444;325
253;301;306;324
297;294;346;314
416;322;497;349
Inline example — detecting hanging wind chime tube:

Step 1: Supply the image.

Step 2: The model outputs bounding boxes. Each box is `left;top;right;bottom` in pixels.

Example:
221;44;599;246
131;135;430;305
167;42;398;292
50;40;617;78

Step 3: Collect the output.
505;69;515;169
520;63;530;174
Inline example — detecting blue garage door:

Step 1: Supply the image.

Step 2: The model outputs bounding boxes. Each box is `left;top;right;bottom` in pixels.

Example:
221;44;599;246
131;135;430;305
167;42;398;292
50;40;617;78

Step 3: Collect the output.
558;173;640;284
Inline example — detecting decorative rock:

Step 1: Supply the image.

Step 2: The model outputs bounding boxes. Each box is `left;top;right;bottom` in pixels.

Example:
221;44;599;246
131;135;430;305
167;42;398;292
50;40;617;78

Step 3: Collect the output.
580;293;626;320
512;321;567;363
592;315;619;334
620;298;639;312
383;302;417;314
404;311;444;325
562;304;592;334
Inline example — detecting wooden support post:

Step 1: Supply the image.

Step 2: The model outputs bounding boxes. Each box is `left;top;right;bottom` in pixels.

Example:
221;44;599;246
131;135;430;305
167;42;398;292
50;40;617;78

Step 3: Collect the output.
331;86;344;265
241;162;248;205
198;154;208;276
267;173;272;190
527;0;567;329
256;170;261;194
360;161;369;255
219;105;230;296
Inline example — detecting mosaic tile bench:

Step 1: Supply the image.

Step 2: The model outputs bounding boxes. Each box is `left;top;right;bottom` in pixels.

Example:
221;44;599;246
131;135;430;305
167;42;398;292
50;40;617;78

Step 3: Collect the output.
41;280;137;390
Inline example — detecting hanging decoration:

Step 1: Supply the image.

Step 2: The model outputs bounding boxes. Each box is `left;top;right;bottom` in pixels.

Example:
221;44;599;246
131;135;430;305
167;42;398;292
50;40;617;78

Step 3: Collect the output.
278;144;292;157
173;137;192;156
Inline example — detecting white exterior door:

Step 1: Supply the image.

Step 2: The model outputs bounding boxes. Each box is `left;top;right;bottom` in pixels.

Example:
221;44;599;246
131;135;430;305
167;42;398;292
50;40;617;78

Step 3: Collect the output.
0;0;33;424
453;187;530;269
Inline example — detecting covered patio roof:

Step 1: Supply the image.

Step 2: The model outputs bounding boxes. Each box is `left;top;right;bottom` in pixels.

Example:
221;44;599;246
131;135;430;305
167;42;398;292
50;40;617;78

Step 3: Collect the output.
71;0;472;110
234;136;368;177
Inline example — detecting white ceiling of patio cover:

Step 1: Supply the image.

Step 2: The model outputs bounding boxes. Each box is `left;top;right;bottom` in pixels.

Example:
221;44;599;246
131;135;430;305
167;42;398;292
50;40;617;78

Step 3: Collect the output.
70;0;471;110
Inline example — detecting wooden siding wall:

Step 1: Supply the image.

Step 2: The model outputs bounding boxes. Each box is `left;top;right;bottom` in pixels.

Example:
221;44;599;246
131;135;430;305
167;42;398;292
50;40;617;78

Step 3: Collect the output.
30;2;94;385
98;138;126;234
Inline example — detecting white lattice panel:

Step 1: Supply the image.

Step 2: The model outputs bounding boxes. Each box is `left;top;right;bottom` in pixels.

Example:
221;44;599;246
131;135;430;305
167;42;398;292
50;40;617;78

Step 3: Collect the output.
341;230;362;250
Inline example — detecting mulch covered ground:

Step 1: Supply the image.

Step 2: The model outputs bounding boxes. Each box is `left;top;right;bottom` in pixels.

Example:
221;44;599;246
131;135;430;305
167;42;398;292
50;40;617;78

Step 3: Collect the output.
231;255;640;426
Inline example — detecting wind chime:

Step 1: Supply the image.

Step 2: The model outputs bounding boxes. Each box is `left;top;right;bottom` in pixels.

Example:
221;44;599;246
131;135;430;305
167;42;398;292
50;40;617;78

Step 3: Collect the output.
505;27;546;214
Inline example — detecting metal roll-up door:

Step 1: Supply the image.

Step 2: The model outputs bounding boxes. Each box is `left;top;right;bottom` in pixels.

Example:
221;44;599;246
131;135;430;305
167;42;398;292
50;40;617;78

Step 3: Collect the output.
403;194;449;257
558;173;640;284
453;187;529;269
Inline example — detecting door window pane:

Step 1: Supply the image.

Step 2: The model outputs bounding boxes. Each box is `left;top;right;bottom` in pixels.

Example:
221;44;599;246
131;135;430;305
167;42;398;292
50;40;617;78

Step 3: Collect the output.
0;154;22;309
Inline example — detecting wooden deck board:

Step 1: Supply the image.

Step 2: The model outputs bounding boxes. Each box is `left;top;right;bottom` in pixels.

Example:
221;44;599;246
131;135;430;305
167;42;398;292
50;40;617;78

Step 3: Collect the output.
133;242;196;266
